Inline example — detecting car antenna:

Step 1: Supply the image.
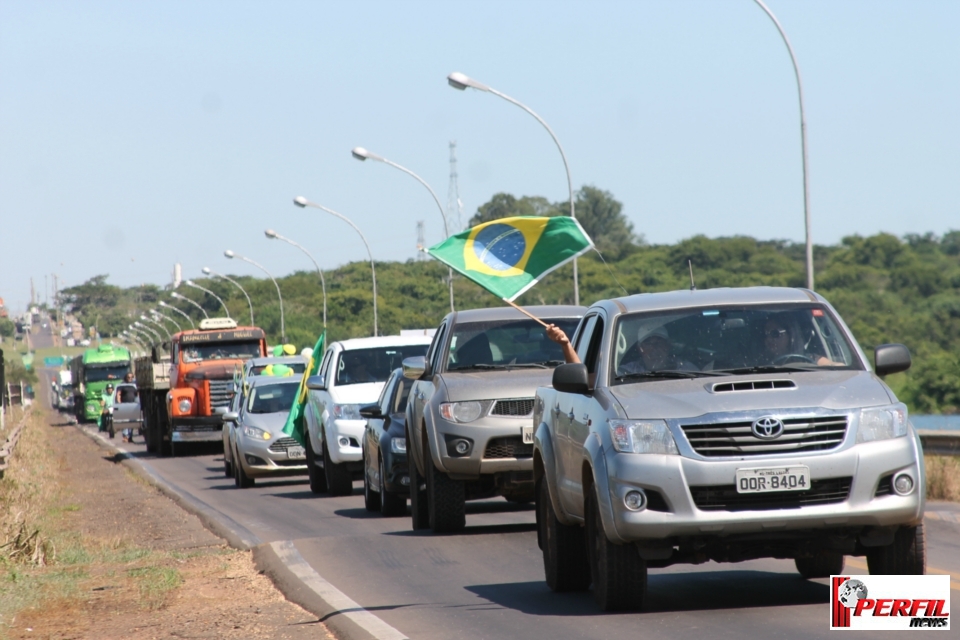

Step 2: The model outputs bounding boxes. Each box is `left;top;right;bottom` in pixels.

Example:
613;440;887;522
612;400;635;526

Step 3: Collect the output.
688;260;697;291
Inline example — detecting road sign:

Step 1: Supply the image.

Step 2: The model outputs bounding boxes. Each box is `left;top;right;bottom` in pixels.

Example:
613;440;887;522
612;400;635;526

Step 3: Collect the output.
44;356;65;367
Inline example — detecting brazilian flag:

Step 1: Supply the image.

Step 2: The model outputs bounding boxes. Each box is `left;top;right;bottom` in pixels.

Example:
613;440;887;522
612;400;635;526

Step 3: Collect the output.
428;216;593;301
282;330;325;447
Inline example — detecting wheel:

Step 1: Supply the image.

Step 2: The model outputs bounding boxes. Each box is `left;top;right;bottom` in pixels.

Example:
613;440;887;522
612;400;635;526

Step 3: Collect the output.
867;524;926;575
108;417;115;439
585;486;646;611
380;457;406;517
538;478;590;592
323;438;353;497
223;449;233;478
795;551;845;579
145;426;157;453
426;457;465;533
235;446;255;488
363;449;381;512
306;437;327;494
409;456;429;530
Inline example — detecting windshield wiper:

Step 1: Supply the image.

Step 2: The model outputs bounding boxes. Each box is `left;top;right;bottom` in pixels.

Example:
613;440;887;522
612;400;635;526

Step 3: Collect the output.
615;369;726;382
715;365;817;374
448;363;512;371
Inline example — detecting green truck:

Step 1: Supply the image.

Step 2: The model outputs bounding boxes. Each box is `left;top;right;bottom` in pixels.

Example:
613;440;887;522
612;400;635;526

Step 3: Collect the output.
71;344;132;422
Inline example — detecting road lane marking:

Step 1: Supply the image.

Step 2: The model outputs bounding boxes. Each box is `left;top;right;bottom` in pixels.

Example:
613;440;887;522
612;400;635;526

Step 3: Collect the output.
271;540;408;640
846;557;960;591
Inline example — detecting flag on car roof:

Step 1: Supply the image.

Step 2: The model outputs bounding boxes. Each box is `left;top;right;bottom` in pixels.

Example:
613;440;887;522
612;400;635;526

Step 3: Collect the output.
282;330;325;447
427;216;593;301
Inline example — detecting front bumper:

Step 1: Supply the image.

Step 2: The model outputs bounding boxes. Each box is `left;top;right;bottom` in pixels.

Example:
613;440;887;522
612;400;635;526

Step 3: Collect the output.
325;419;365;464
170;416;223;443
237;435;308;478
603;435;923;542
430;414;534;480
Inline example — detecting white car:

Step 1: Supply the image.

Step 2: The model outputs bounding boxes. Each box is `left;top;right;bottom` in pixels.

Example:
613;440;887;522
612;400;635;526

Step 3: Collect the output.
305;335;431;496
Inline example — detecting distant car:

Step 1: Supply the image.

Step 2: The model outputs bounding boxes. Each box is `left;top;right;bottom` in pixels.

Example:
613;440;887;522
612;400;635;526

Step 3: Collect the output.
111;383;142;438
242;355;307;379
304;335;432;496
361;368;414;517
223;376;305;488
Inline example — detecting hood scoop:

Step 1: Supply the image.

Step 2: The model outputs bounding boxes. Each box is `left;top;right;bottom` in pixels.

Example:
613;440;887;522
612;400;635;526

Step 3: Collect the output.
709;379;796;393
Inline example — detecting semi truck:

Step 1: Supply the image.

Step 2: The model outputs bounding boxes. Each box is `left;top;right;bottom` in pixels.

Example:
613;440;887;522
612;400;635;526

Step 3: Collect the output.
137;318;267;456
71;344;132;422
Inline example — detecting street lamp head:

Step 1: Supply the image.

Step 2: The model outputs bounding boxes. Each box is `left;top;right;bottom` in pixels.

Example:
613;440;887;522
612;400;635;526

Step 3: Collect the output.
140;315;148;321
171;292;182;300
185;280;195;286
293;196;308;208
202;267;211;275
265;229;277;239
447;72;470;90
352;147;370;161
224;250;235;259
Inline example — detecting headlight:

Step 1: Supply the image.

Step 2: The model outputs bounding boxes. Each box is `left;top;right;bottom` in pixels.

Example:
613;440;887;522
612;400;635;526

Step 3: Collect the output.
857;404;908;443
390;437;406;454
439;401;483;423
242;425;271;440
178;399;192;414
609;419;679;455
332;404;361;420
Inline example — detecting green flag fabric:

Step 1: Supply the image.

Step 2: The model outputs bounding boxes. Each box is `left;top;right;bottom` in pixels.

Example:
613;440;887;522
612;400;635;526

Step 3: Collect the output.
427;216;593;301
281;330;325;447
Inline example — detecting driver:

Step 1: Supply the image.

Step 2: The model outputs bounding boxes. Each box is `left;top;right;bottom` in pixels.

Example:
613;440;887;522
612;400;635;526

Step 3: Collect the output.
763;317;839;366
342;358;377;384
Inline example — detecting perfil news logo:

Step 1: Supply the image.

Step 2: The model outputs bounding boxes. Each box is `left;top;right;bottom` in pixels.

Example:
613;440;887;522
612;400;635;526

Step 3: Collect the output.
831;575;951;630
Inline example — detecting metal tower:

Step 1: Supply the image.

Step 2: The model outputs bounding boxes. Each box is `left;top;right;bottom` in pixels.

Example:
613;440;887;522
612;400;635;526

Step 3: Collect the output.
446;141;464;233
416;220;426;260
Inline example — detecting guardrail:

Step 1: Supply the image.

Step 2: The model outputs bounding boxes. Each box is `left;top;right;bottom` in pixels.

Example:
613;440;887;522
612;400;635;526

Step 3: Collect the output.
918;430;960;456
0;408;31;479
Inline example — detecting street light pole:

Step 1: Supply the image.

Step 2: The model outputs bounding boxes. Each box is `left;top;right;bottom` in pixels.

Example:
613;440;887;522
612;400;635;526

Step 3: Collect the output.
447;71;580;306
185;280;230;318
141;315;171;340
170;291;210;319
133;321;162;344
150;309;182;332
224;250;285;343
293;196;378;336
752;0;814;290
351;147;455;313
159;300;196;328
264;229;327;327
202;267;254;326
128;325;154;346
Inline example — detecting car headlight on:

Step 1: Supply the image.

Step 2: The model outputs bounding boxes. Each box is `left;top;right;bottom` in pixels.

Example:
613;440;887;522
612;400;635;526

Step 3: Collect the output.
390;437;406;454
609;419;679;455
178;399;192;414
439;401;483;423
242;425;271;441
332;403;361;420
857;403;908;443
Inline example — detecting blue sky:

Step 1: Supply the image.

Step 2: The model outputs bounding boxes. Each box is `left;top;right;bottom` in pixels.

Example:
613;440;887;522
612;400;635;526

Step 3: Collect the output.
2;0;958;313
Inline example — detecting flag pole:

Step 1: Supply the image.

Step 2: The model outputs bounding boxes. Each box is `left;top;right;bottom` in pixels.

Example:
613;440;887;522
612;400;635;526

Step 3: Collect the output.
503;298;549;328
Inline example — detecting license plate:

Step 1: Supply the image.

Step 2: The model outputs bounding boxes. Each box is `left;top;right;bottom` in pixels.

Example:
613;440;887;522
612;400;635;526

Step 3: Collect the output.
287;446;306;460
735;466;810;494
521;425;534;445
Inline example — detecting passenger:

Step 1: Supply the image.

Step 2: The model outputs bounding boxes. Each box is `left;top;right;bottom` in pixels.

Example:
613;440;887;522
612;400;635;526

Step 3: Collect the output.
545;324;578;363
619;326;697;374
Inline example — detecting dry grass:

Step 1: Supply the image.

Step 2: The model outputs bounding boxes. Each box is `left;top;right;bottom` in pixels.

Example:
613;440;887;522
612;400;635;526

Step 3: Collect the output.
925;455;960;502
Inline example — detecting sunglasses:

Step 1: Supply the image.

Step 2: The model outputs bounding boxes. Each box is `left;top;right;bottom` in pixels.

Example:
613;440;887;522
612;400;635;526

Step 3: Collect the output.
765;329;788;339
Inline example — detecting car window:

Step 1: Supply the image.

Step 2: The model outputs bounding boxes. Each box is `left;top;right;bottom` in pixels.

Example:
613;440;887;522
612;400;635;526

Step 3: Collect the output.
574;315;598;362
428;323;448;374
246;382;299;414
446;318;581;370
378;371;397;413
319;348;333;382
336;345;429;386
583;317;605;376
392;377;414;414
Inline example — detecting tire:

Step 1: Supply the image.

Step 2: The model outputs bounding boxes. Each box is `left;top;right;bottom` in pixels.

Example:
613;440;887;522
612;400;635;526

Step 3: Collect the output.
585;486;646;611
306;436;327;494
323;438;353;497
363;449;381;512
145;426;157;453
795;552;845;579
867;524;926;575
108;417;115;439
235;446;255;488
380;457;406;517
539;478;590;592
223;450;233;478
426;457;465;533
409;457;429;530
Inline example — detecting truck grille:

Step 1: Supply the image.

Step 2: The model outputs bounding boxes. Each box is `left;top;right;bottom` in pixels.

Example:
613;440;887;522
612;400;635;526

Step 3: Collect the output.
690;476;852;511
208;379;235;409
491;399;534;416
680;415;848;457
268;437;301;454
484;437;533;459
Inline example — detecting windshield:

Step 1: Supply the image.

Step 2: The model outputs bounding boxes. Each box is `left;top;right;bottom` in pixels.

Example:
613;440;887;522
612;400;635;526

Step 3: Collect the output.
181;340;261;363
247;381;299;414
611;304;861;383
446;318;581;371
84;365;130;383
336;345;429;386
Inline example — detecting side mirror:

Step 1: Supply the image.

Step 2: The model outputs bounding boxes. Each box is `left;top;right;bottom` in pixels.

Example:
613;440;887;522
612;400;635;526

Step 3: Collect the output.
874;343;911;376
402;356;426;380
359;403;382;419
223;411;239;423
553;363;589;394
306;375;326;390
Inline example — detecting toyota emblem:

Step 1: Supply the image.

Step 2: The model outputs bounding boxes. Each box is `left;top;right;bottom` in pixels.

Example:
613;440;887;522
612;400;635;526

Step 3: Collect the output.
751;416;784;440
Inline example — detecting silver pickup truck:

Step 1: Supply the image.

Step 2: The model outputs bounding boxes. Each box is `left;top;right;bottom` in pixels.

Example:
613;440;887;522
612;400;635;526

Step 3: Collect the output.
533;287;924;611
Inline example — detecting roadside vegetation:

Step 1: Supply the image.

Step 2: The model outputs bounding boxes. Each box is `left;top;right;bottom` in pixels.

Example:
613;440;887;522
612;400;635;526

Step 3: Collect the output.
925;455;960;502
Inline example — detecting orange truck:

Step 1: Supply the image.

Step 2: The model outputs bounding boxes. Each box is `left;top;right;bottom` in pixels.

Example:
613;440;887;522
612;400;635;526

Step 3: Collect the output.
136;318;267;456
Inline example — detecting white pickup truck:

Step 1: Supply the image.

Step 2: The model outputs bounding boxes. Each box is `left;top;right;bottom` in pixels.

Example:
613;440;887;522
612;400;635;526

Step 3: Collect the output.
533;287;924;611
